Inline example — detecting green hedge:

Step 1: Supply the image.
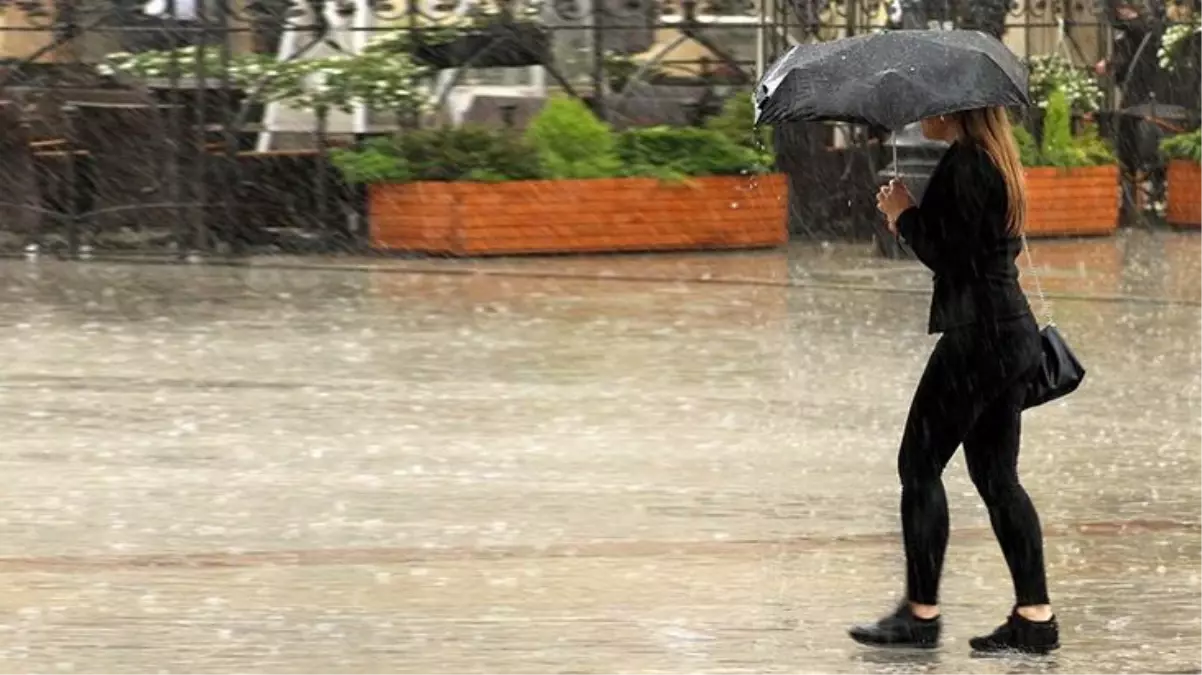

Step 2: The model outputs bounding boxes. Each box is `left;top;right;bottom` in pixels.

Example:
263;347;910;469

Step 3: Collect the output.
331;93;774;185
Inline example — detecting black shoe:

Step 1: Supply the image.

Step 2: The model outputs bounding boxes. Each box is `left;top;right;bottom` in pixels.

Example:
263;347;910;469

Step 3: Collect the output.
849;602;941;649
969;610;1060;655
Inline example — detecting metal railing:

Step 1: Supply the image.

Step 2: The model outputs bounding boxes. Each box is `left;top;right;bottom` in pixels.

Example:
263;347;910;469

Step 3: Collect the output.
0;0;1192;256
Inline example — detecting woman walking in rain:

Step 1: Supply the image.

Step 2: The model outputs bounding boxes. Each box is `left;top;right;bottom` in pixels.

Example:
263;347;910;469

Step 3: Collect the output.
848;107;1059;654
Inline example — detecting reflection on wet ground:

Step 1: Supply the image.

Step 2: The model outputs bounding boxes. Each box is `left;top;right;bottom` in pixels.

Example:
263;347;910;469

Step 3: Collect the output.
0;229;1197;673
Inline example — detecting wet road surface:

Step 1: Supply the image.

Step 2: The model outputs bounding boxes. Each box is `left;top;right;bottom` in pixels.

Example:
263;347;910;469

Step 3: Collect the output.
0;229;1197;673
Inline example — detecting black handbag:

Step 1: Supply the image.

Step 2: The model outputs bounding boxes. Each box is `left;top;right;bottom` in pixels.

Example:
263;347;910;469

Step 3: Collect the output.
1020;235;1086;410
1025;324;1086;409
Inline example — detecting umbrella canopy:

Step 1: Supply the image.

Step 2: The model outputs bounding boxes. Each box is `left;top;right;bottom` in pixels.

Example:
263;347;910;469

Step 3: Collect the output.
755;30;1031;129
1118;101;1191;121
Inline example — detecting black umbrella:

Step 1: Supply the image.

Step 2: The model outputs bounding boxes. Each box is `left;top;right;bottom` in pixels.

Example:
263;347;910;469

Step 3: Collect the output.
754;29;1031;130
1119;101;1191;121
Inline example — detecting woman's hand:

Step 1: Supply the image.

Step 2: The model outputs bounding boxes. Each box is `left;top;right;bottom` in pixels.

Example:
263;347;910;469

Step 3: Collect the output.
877;178;914;231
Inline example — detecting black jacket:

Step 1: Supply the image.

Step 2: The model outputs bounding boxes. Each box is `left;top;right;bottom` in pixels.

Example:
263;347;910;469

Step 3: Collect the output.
896;141;1031;334
1108;16;1161;105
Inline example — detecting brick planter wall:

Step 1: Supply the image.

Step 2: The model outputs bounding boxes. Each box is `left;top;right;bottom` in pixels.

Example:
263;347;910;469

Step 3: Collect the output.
1024;165;1120;237
1166;160;1201;229
368;174;787;256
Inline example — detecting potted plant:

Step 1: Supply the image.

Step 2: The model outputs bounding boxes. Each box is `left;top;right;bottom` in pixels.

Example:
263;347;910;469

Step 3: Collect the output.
366;0;550;70
1161;128;1201;228
416;21;549;70
1155;13;1201;228
1025;54;1104;114
347;95;786;256
1013;87;1120;237
1158;15;1202;72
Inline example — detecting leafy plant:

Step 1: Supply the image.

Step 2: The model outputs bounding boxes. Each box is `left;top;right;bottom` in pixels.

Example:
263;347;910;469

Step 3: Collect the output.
1161;128;1202;163
1025;54;1103;113
462;168;515;182
403;125;543;181
1013;124;1041;167
524;95;622;179
330;138;413;184
329;91;781;185
1016;87;1115;167
1074;122;1118;165
331;126;541;184
98;45;432;115
364;0;548;56
704;91;774;168
1038;87;1076;165
284;50;430;114
98;47;299;96
1158;17;1201;71
615;126;765;177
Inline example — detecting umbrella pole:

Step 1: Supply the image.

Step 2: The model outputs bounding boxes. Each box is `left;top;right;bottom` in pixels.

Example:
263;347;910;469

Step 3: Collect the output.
892;135;898;179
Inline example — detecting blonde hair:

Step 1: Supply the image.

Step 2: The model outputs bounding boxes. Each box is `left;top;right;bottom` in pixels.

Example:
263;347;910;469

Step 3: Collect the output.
950;107;1027;235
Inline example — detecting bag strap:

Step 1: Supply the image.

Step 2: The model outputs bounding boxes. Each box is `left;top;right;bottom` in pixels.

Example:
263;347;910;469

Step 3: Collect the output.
1020;230;1054;326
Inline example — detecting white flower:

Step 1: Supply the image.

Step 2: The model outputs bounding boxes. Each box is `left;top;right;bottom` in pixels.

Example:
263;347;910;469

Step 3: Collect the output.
93;41;436;113
1025;53;1102;112
1160;20;1201;71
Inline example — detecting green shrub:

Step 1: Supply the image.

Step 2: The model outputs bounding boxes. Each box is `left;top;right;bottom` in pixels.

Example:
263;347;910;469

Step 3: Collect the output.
704;92;774;168
330;126;542;184
401;126;542;182
330;138;413;184
615;126;763;178
331;94;780;186
1039;88;1078;166
1012;124;1040;167
1016;87;1115;168
1161;128;1202;163
524;95;622;179
1074;122;1117;165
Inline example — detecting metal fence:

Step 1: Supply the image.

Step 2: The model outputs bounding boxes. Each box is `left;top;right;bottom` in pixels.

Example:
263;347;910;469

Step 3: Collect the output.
0;0;1195;257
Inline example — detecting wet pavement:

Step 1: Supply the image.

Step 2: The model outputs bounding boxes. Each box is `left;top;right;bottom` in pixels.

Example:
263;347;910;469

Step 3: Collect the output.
0;228;1197;673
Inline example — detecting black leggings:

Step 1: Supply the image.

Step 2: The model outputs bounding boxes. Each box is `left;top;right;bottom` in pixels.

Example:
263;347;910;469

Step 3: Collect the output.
899;314;1050;607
